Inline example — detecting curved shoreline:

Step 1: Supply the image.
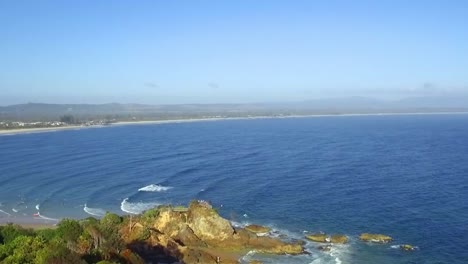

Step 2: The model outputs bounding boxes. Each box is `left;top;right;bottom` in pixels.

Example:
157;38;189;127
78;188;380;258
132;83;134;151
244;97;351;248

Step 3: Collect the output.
1;111;468;136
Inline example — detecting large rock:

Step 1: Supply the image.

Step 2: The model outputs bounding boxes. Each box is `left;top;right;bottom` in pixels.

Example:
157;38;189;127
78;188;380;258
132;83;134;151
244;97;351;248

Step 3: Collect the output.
359;233;392;243
187;201;235;242
245;224;271;234
174;225;207;247
400;244;417;251
330;234;348;244
305;233;329;243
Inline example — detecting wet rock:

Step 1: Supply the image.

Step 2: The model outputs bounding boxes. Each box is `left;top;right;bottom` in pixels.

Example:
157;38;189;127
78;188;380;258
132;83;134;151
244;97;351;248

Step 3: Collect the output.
305;233;329;243
330;234;348;244
359;233;392;243
317;245;332;252
400;244;416;251
245;224;271;234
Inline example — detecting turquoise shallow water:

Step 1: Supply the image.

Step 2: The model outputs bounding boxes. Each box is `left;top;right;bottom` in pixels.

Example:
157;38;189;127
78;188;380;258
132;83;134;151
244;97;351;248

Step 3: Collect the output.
1;114;468;263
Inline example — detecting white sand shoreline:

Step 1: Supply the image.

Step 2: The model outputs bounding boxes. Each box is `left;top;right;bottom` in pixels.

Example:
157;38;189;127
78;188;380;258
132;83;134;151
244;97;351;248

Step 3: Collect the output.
1;111;467;136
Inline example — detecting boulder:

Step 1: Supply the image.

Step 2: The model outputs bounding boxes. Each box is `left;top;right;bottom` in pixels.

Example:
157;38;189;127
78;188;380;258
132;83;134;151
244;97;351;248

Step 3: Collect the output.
359;233;392;243
174;225;207;247
400;244;416;251
245;224;271;234
317;245;332;252
187;201;235;242
305;233;329;243
330;234;348;244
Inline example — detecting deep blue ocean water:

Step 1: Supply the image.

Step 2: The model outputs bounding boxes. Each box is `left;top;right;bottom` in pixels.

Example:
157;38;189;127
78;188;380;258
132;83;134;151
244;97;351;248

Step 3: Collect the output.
1;114;468;263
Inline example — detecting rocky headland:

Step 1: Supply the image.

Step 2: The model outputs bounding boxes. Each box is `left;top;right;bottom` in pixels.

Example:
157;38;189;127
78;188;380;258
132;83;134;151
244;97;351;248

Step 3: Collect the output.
120;201;304;263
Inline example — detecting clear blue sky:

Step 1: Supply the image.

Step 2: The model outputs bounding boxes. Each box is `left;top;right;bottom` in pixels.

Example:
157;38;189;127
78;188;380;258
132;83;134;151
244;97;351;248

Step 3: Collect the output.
1;0;467;105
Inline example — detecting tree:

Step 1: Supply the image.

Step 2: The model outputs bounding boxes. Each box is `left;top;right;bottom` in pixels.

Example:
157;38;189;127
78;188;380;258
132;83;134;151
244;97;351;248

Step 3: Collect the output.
59;114;75;124
56;219;83;242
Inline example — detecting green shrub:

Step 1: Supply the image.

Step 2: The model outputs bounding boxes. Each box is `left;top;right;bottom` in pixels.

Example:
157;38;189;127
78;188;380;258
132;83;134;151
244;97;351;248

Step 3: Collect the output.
56;219;83;242
0;223;34;244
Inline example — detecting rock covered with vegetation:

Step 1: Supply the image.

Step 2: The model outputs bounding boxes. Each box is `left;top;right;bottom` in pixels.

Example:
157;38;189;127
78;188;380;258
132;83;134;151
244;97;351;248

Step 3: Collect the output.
0;201;305;264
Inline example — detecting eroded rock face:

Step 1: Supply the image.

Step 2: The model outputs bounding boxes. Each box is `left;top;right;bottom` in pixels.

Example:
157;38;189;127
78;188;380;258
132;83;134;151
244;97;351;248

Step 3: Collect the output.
359;233;392;243
187;201;235;242
124;201;305;264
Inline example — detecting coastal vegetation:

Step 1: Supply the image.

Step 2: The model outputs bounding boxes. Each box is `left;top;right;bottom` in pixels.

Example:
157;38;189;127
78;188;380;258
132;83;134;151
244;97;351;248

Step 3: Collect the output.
0;201;415;263
0;201;304;264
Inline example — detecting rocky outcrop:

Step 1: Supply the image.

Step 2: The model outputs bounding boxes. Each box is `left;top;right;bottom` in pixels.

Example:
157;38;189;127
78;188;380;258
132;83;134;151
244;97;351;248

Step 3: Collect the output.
400;244;416;251
359;233;392;243
305;233;329;243
245;224;271;234
122;201;305;264
187;201;235;242
305;233;348;244
330;234;348;244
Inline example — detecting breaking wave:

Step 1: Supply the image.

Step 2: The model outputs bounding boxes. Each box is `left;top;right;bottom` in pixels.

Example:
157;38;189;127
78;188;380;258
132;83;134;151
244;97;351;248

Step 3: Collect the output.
84;204;106;217
138;184;172;192
35;213;59;222
120;198;160;214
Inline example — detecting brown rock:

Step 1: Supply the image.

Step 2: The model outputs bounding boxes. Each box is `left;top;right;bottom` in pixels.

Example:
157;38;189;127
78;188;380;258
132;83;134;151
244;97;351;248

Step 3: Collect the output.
330;234;348;244
317;245;332;252
400;244;416;251
359;233;392;243
245;224;271;234
187;201;235;242
174;225;207;247
305;233;329;243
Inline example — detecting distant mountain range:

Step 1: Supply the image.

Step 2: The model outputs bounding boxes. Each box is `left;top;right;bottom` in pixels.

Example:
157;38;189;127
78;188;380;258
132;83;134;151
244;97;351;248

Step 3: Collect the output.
0;96;467;121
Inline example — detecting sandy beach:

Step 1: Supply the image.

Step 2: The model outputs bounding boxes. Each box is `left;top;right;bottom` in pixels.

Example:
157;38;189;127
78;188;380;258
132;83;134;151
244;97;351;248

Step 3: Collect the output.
1;112;467;136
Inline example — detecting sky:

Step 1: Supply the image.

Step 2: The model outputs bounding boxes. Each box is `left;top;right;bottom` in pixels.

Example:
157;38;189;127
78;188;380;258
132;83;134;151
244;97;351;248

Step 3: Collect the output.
1;0;467;105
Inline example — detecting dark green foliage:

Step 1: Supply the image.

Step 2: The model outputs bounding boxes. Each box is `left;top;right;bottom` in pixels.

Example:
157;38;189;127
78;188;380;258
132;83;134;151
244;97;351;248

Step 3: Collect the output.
35;239;85;264
141;207;160;224
0;213;132;264
0;235;45;263
0;223;34;244
56;219;83;242
36;228;58;242
59;114;76;124
101;213;122;229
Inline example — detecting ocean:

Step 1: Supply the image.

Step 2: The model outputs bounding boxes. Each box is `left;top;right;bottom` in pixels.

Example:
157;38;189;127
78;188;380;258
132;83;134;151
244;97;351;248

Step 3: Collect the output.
1;114;468;263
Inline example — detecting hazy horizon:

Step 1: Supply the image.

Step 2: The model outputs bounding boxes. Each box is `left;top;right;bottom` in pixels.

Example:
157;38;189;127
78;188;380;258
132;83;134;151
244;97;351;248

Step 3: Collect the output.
1;1;467;105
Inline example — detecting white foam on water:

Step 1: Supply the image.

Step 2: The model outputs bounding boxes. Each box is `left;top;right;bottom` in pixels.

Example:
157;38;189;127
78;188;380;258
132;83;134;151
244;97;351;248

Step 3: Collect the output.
83;204;106;217
120;198;160;214
239;250;257;263
36;213;59;222
12;208;19;213
138;184;172;192
35;204;40;210
0;209;11;216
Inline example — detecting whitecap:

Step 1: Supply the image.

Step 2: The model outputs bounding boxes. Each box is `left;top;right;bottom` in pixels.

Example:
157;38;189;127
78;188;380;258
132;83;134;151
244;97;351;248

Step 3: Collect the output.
0;209;11;216
35;204;40;210
120;198;160;214
138;184;172;192
35;213;59;222
84;204;106;217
